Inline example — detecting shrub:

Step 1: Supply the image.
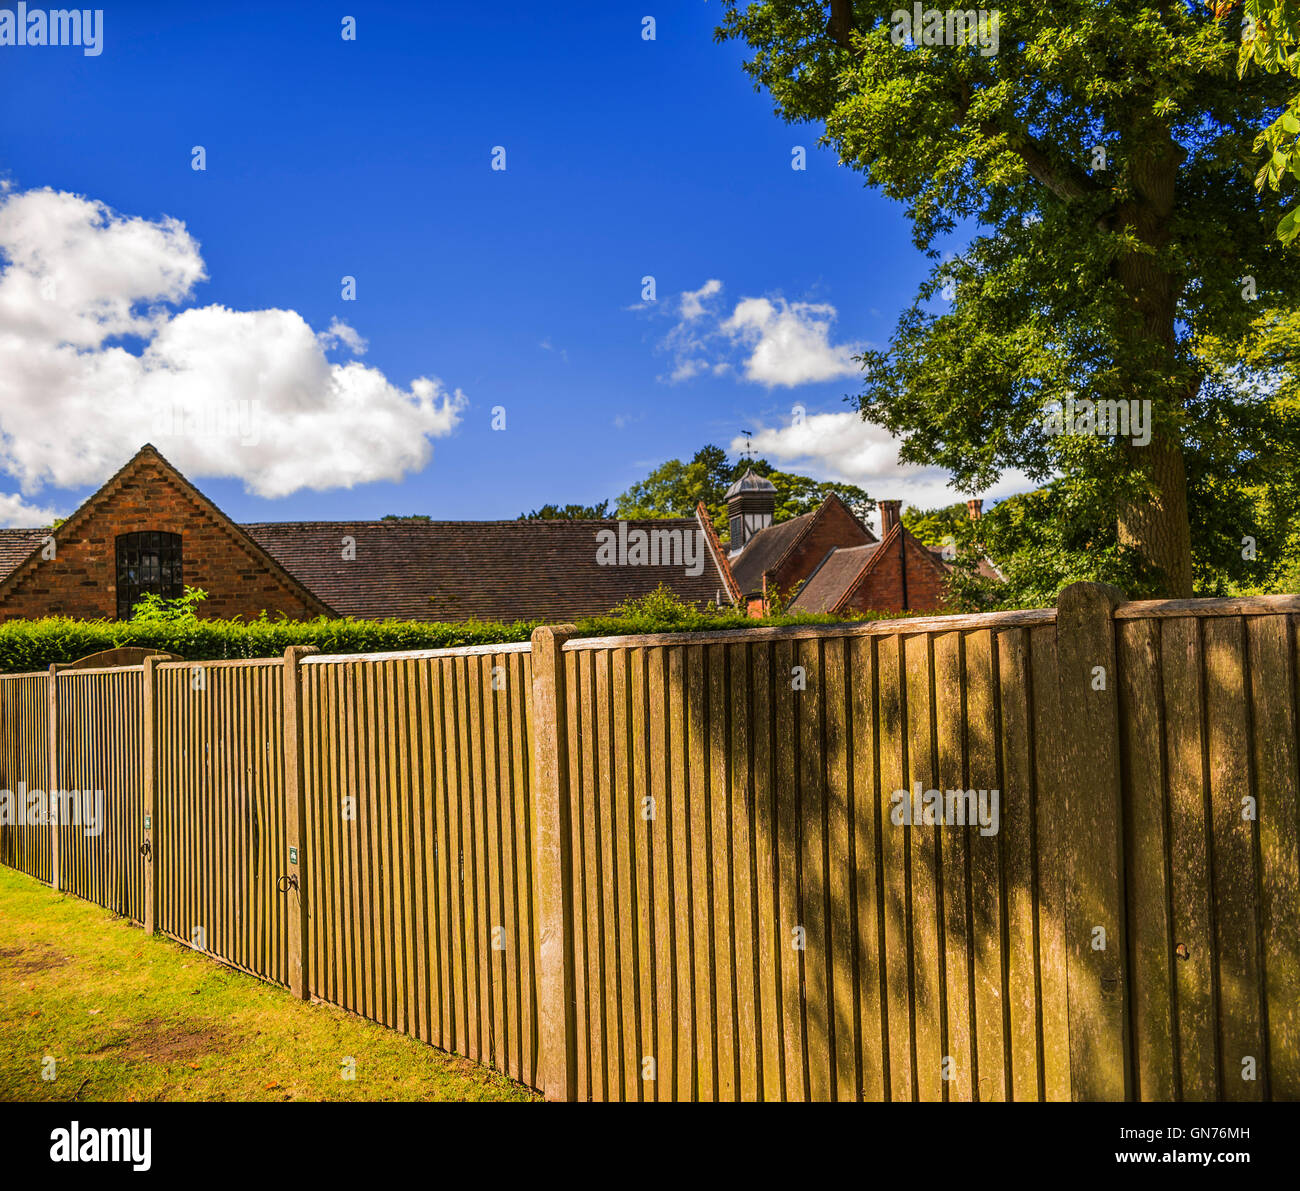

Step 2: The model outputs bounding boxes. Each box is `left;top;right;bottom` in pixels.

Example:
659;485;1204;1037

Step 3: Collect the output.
570;584;906;637
0;585;917;673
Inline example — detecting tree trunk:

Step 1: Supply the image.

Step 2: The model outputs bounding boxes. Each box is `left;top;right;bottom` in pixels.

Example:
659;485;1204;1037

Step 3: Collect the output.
1111;138;1194;597
1118;433;1193;597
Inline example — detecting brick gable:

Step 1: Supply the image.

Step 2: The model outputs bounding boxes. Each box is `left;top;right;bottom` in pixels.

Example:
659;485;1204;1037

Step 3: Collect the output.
0;446;332;622
838;525;951;615
764;495;874;603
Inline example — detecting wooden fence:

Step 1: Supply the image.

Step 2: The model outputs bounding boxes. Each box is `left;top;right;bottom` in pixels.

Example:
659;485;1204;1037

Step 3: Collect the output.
0;672;50;883
1;584;1296;1101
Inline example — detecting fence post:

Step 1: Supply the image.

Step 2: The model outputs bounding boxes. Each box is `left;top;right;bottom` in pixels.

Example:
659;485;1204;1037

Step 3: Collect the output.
47;664;60;892
142;656;161;935
531;624;577;1102
282;645;318;1000
1055;581;1131;1101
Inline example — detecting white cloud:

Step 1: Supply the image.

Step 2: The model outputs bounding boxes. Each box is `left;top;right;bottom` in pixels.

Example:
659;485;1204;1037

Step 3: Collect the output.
654;279;865;388
0;184;465;503
679;278;722;320
736;412;1037;531
721;297;863;387
0;491;60;528
317;317;368;355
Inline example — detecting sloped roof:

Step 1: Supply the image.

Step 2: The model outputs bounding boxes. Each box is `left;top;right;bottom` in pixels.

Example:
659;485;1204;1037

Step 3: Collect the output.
724;467;777;499
0;529;47;575
244;517;730;623
788;544;879;613
729;493;878;598
729;511;816;596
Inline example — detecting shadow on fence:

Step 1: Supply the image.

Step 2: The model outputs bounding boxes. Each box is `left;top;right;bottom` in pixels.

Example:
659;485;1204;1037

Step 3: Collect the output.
1;583;1296;1101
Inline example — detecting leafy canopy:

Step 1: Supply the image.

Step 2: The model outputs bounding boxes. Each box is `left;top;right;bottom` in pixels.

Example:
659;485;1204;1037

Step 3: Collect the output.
716;1;1300;596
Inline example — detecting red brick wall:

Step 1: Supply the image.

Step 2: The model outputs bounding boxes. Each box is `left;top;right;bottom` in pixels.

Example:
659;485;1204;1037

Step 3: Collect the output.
843;530;951;615
0;459;325;622
767;499;872;605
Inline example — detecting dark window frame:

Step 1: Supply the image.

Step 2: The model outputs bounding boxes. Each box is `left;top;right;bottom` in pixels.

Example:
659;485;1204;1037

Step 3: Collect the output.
115;531;183;620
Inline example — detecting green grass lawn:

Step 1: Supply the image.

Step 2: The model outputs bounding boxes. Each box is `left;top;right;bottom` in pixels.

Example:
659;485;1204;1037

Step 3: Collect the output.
0;865;539;1103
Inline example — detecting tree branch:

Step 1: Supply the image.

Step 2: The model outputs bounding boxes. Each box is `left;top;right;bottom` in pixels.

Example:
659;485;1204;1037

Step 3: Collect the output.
986;124;1106;203
828;0;853;47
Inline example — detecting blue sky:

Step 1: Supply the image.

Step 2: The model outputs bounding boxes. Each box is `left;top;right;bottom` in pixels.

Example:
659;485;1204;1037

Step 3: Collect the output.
0;1;1010;529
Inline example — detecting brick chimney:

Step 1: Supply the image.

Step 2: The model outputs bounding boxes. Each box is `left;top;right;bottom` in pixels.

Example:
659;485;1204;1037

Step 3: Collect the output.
967;498;983;521
880;499;901;534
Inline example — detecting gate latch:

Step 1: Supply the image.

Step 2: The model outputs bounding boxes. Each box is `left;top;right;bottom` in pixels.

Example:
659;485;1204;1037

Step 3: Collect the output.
277;873;299;894
138;840;152;860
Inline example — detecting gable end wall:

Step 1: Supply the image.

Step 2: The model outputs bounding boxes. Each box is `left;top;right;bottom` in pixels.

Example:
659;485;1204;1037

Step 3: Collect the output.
0;461;324;622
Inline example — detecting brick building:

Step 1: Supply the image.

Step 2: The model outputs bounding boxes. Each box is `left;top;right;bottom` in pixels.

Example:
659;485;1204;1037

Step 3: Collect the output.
0;446;736;624
723;469;970;616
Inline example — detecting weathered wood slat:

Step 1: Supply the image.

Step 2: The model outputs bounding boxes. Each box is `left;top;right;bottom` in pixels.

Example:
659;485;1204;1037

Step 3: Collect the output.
773;638;804;1100
1161;617;1219;1100
907;633;946;1102
1250;616;1300;1101
850;636;886;1102
1203;618;1263;1101
727;643;758;1100
1116;618;1177;1101
687;646;714;1100
998;627;1041;1101
933;631;973;1102
877;635;914;1102
823;638;856;1102
965;629;1007;1101
798;637;830;1100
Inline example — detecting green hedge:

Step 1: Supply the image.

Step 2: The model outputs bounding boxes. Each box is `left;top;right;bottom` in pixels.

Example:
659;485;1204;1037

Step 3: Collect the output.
0;615;536;674
0;588;919;673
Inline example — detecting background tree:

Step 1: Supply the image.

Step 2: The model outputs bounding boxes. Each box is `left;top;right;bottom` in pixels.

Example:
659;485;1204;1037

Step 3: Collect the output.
901;502;968;549
518;501;612;519
717;1;1300;597
614;443;874;539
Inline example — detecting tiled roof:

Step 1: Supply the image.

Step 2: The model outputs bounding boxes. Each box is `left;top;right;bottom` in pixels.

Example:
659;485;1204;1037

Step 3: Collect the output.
729;512;815;596
788;544;879;613
0;529;47;576
243;517;730;623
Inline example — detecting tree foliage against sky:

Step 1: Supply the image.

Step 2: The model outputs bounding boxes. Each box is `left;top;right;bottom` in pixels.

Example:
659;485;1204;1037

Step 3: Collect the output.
518;501;612;520
717;0;1300;597
614;444;874;537
1239;0;1300;240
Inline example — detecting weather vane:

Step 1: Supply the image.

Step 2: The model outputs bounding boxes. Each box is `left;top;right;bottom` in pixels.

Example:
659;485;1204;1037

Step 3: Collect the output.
741;430;753;463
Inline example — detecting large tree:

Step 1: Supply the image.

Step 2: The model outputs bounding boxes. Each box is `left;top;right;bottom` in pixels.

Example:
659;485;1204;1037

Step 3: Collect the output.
717;1;1300;595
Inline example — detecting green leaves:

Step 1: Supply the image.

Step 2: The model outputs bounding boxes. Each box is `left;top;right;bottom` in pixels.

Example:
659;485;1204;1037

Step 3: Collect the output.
1239;1;1300;242
1279;203;1300;239
614;444;874;539
720;0;1300;594
0;613;537;673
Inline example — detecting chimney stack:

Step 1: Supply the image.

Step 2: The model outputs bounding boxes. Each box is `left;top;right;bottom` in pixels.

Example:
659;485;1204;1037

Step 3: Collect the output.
880;499;901;534
967;498;983;521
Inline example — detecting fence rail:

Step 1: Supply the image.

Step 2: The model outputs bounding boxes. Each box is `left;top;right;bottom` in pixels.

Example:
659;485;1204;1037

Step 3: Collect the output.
0;585;1296;1101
